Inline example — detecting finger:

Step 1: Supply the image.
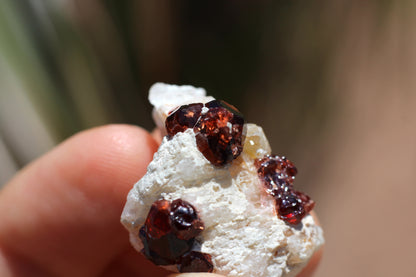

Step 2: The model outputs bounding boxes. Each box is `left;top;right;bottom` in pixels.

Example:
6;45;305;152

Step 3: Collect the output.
0;124;165;277
151;127;164;145
99;247;169;277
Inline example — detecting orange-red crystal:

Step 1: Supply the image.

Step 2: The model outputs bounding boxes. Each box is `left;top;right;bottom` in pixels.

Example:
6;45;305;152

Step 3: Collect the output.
166;103;203;138
165;100;245;166
139;199;213;271
255;155;315;225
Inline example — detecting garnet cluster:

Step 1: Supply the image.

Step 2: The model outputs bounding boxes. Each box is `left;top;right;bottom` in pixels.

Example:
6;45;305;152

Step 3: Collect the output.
166;100;245;166
255;155;315;225
139;199;213;272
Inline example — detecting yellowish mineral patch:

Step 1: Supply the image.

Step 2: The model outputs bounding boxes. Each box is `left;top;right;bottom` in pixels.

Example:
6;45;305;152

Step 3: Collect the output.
243;124;271;159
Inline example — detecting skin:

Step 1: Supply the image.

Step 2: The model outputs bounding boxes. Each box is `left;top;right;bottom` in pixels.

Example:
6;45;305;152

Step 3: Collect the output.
0;125;321;277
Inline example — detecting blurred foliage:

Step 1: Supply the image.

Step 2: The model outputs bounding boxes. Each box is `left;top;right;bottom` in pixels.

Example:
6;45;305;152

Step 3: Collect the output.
0;0;389;179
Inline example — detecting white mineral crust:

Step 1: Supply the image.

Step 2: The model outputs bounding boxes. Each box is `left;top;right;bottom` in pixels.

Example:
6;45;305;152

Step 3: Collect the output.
121;83;324;277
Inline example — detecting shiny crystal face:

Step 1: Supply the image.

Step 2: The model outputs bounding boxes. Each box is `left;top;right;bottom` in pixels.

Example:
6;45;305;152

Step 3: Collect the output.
165;100;245;166
144;199;171;239
165;103;204;137
170;199;204;240
255;155;315;225
139;199;213;272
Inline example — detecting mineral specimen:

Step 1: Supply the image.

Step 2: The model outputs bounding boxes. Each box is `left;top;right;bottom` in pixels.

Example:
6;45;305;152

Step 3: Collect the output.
121;83;324;277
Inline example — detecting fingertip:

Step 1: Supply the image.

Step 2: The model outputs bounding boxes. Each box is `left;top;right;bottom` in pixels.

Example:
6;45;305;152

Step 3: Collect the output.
151;128;164;145
57;124;159;194
9;124;160;219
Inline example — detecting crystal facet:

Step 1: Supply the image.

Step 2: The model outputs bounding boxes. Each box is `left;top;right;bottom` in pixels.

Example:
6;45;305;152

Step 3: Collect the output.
171;199;204;240
166;103;203;138
294;190;315;214
276;192;306;225
144;199;172;239
140;226;194;265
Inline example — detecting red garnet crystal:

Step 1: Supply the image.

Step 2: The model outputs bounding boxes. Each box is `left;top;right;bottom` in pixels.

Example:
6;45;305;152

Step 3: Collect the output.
255;155;297;188
171;199;204;240
139;199;208;268
139;226;193;265
255;155;315;225
144;200;171;239
166;103;203;138
178;251;214;273
195;100;245;166
294;190;315;214
275;192;306;225
165;100;245;166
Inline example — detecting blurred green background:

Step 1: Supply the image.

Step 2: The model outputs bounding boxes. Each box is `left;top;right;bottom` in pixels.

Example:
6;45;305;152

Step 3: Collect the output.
0;0;332;178
1;1;416;276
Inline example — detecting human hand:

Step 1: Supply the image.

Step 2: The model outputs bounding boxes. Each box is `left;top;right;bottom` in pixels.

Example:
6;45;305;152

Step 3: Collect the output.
0;125;321;277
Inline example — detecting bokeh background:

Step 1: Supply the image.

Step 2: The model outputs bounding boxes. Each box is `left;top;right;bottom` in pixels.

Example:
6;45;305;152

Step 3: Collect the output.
1;1;415;276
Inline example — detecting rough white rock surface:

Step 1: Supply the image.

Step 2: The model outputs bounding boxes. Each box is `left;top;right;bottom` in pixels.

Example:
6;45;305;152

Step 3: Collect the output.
121;83;324;277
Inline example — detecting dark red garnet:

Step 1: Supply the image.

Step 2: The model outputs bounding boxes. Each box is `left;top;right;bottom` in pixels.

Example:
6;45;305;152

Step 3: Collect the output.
140;226;194;265
139;199;208;267
170;199;204;240
194;100;245;166
255;155;297;186
144;199;172;239
166;103;203;138
165;100;245;167
294;190;315;214
275;192;306;225
178;251;214;273
255;155;314;225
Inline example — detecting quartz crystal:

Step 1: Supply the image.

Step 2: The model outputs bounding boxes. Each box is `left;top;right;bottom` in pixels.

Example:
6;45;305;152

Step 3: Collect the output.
243;124;272;159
